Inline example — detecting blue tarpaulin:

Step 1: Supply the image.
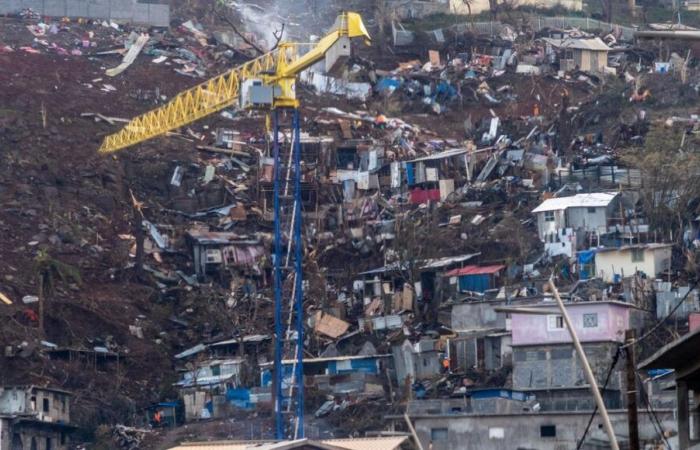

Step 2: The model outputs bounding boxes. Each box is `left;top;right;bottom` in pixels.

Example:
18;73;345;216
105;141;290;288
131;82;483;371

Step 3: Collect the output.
434;81;457;100
406;163;415;185
459;274;491;293
328;357;379;375
577;250;596;280
375;78;402;93
226;388;253;409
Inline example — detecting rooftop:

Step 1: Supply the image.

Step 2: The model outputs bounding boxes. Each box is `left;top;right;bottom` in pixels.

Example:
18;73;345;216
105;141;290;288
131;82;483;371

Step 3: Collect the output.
444;265;505;277
186;229;259;245
543;37;611;51
260;354;391;367
594;243;673;253
168;437;408;450
0;386;73;396
639;327;700;387
532;192;618;213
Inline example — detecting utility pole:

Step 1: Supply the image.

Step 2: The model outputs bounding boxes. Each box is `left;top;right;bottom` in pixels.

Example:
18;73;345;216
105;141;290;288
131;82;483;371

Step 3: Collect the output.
548;279;620;450
625;329;640;450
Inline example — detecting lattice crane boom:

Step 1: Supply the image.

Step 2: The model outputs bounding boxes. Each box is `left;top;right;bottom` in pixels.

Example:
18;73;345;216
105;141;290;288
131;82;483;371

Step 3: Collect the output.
98;12;370;154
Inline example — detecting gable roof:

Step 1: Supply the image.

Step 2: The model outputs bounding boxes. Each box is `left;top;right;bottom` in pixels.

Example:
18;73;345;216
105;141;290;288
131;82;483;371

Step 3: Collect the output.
532;192;618;213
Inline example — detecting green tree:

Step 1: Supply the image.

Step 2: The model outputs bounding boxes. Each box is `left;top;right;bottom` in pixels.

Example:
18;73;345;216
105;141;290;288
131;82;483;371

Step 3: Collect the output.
622;124;700;242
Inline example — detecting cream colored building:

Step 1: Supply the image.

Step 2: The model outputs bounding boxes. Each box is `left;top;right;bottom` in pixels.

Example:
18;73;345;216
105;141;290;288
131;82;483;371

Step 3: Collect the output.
593;244;673;282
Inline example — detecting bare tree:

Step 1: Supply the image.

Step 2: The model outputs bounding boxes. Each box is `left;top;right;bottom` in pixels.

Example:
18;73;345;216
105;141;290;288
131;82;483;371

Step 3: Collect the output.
213;2;286;56
599;0;613;23
622;124;700;243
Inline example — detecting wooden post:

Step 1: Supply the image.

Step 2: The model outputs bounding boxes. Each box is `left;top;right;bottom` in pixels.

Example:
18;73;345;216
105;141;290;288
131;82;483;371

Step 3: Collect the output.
404;413;425;450
548;279;620;450
625;330;640;450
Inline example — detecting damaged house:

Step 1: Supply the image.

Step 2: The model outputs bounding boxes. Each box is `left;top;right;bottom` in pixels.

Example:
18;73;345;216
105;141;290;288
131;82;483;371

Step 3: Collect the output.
0;386;74;450
578;243;673;282
533;192;620;257
186;229;265;280
174;335;271;420
261;354;390;406
508;300;641;410
443;265;505;295
543;37;611;73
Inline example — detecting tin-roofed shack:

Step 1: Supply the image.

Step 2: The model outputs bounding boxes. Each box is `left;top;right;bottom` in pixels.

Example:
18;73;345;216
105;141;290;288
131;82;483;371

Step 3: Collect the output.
543;37;611;73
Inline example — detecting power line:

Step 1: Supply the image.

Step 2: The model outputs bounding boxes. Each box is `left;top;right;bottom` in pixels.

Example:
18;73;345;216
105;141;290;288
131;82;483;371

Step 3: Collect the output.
622;279;700;350
576;346;622;450
635;371;672;450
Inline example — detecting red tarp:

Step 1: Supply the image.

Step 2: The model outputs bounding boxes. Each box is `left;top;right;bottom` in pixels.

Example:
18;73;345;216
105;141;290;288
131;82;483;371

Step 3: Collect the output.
444;265;505;277
410;188;440;204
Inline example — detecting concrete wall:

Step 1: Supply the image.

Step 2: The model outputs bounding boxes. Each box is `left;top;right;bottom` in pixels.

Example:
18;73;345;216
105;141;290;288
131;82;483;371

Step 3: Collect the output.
0;418;70;450
0;388;69;424
392;341;442;383
0;388;26;414
408;396;535;416
411;410;676;450
453;334;510;371
536;209;566;240
566;205;609;234
657;288;699;320
537;200;616;241
451;300;506;330
594;246;672;282
512;342;621;391
511;302;630;346
32;389;70;424
0;0;169;27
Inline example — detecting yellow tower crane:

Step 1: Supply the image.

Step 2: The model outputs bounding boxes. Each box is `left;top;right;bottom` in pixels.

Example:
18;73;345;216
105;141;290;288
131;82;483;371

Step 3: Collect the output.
98;12;370;153
97;12;371;440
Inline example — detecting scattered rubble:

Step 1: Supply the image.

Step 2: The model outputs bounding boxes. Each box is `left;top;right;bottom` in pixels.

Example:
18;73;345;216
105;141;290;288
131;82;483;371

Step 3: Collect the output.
3;0;700;449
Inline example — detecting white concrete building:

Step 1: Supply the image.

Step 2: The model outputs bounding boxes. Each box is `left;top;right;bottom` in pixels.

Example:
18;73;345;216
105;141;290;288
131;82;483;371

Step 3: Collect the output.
532;192;619;257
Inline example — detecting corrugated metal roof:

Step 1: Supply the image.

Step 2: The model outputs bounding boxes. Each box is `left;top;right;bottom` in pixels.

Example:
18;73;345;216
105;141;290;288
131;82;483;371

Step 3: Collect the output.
543;37;610;51
260;354;391;367
358;262;407;276
320;437;408;450
531;192;618;213
407;147;470;163
421;253;481;269
444;265;505;277
210;334;271;347
186;230;258;245
169;437;408;450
